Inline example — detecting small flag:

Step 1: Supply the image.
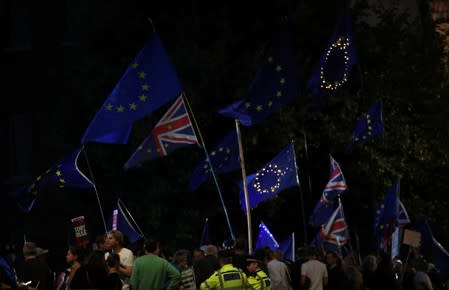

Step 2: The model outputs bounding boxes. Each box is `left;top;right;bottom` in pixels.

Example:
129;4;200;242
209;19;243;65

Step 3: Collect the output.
189;131;240;191
319;203;350;252
82;31;182;144
310;155;347;226
124;95;198;169
108;200;142;243
71;216;89;247
278;233;295;261
255;222;279;250
307;2;357;104
219;20;299;126
239;143;299;212
347;100;384;152
374;180;400;252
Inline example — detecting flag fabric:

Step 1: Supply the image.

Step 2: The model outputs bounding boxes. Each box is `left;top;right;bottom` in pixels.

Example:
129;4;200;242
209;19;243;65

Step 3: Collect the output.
307;2;357;100
8;149;93;212
199;218;210;247
374;180;400;252
310;155;347;226
239;143;299;213
417;219;449;283
278;233;295;261
255;222;279;250
82;31;182;144
189;131;240;191
108;200;142;243
347;100;384;151
124;95;198;169
218;21;299;126
319;203;350;253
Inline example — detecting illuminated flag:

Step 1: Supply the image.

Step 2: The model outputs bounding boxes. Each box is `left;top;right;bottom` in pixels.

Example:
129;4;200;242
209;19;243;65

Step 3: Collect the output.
219;20;299;126
310;155;347;226
82;31;182;144
124;95;198;169
307;2;357;102
239;143;299;212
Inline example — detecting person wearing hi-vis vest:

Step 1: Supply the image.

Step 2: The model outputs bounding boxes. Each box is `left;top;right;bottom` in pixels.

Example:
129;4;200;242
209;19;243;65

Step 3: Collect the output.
246;256;271;290
200;250;248;289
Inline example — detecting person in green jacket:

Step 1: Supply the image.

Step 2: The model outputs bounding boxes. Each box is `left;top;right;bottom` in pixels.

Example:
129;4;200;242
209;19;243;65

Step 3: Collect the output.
130;239;181;290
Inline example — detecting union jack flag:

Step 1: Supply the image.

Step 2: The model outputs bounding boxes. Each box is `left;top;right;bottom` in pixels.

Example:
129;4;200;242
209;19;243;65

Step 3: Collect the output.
124;94;198;169
310;155;347;226
320;203;349;246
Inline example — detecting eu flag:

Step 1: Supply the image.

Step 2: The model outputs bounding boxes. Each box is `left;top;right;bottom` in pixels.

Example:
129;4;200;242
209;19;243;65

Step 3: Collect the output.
255;222;279;250
374;180;399;252
278;233;295;261
8;148;93;212
219;21;299;126
108;200;143;243
239;143;299;213
189;131;240;191
307;2;357;99
124;95;198;169
82;31;182;144
417;219;449;283
347;100;384;151
310;155;347;226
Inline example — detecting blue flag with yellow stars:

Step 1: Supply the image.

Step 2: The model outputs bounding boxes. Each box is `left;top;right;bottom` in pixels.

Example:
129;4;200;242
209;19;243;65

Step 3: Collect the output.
374;180;399;252
347;100;384;152
307;2;357;100
239;143;299;213
218;21;299;126
255;222;279;250
8;149;93;212
189;131;240;191
82;31;182;144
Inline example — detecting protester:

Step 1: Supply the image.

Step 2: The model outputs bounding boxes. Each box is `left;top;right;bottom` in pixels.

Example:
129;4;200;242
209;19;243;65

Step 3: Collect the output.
130;239;181;290
194;244;220;288
0;242;19;289
200;250;247;289
105;230;134;290
173;249;197;290
325;251;346;290
16;242;53;290
105;253;124;290
65;245;90;290
300;247;327;290
265;249;292;290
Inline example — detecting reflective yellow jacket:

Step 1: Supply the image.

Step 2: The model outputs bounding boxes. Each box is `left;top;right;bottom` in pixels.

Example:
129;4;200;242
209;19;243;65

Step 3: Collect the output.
247;269;271;290
200;264;248;290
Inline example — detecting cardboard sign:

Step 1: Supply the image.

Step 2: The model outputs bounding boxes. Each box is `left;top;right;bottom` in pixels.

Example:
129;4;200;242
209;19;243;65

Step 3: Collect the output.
402;229;421;248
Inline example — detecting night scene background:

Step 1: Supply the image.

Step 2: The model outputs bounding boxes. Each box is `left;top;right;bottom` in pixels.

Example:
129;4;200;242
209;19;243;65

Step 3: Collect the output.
1;0;449;273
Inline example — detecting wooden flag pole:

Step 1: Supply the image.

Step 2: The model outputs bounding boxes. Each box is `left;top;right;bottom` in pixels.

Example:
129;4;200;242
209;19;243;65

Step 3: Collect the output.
235;119;253;254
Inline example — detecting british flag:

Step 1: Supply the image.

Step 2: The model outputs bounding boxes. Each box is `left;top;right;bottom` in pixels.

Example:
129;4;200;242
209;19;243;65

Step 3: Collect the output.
124;94;198;169
320;203;349;246
310;155;347;226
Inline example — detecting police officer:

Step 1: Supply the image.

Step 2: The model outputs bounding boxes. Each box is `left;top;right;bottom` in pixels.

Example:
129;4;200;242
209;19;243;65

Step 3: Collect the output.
246;257;271;290
200;250;248;289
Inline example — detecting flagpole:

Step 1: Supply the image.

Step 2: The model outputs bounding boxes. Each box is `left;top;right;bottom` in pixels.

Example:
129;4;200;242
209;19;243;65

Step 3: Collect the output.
183;93;236;241
118;198;145;237
81;145;108;233
235;119;253;254
291;140;308;245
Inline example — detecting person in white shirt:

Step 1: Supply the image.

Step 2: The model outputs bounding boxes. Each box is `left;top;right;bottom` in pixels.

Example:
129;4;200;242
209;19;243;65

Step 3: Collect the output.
105;230;134;290
265;249;292;290
301;247;328;290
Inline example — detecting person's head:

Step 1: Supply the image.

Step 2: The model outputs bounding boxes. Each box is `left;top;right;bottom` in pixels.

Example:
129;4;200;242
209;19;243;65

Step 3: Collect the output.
346;266;364;288
144;239;160;255
96;234;108;251
204;244;218;257
193;248;205;261
66;246;84;265
305;246;319;260
246;257;262;273
36;247;49;261
173;251;189;269
326;251;341;267
218;250;233;266
106;253;121;271
23;242;37;258
362;255;377;272
106;230;124;249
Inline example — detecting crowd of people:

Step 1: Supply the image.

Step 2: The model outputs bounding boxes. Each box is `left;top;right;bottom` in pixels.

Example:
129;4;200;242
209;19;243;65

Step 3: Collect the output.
0;230;446;289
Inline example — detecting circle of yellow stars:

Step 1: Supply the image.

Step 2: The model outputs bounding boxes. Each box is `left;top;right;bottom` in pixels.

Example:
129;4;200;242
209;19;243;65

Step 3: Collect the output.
320;36;351;91
253;164;288;194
